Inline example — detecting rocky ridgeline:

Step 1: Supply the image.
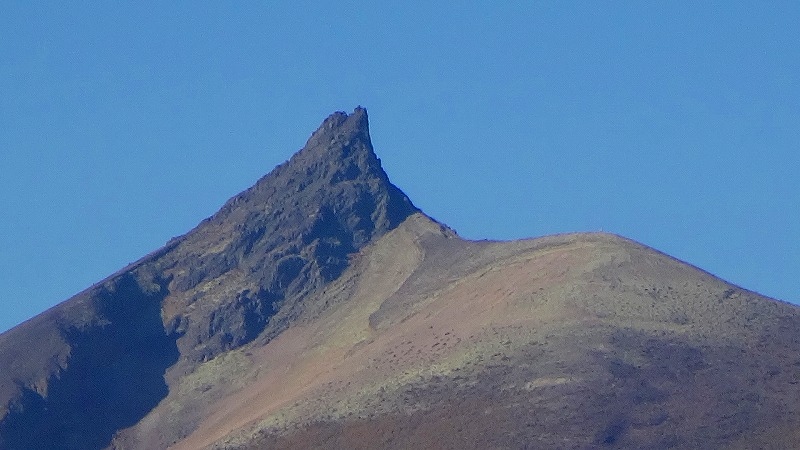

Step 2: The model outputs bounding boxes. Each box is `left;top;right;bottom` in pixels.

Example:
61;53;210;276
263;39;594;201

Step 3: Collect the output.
0;107;418;449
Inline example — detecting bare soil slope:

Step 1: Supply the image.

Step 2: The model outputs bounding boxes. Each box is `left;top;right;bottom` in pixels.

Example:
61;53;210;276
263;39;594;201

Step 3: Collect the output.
163;213;800;449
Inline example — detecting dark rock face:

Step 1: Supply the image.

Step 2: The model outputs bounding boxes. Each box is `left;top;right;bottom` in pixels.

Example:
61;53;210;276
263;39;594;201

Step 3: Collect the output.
157;106;419;363
0;107;418;449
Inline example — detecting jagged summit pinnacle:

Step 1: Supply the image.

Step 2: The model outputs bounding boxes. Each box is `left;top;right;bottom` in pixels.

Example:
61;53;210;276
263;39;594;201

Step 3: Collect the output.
208;106;415;227
310;106;369;143
155;106;420;360
285;106;378;180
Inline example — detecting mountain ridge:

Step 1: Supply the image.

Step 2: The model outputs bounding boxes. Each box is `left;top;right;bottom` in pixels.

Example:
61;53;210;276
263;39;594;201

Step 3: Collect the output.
169;219;800;449
2;108;800;449
0;107;419;449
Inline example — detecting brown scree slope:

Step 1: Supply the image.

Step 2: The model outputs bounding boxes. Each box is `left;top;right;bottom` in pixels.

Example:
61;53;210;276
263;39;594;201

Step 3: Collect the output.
171;216;800;449
2;108;800;450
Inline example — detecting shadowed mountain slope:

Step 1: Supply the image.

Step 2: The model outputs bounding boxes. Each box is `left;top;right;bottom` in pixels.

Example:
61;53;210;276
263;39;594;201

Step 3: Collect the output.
2;108;800;450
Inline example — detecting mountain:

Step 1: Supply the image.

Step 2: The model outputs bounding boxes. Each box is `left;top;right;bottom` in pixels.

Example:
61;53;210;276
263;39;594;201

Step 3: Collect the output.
2;108;800;449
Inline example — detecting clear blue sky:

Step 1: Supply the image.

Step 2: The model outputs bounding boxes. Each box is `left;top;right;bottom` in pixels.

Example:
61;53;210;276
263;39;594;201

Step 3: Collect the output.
1;2;798;332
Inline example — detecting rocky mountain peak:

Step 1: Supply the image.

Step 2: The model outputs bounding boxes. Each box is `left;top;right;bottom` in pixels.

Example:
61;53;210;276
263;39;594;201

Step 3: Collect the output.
0;107;422;449
157;106;419;362
3;108;800;450
307;106;369;147
271;106;384;192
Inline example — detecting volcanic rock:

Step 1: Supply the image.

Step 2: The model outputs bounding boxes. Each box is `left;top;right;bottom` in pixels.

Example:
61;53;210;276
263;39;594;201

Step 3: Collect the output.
2;108;800;450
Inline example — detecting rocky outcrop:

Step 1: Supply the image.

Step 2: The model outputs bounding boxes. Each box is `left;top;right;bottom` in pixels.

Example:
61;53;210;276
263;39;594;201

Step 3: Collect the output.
156;106;419;363
0;107;418;449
